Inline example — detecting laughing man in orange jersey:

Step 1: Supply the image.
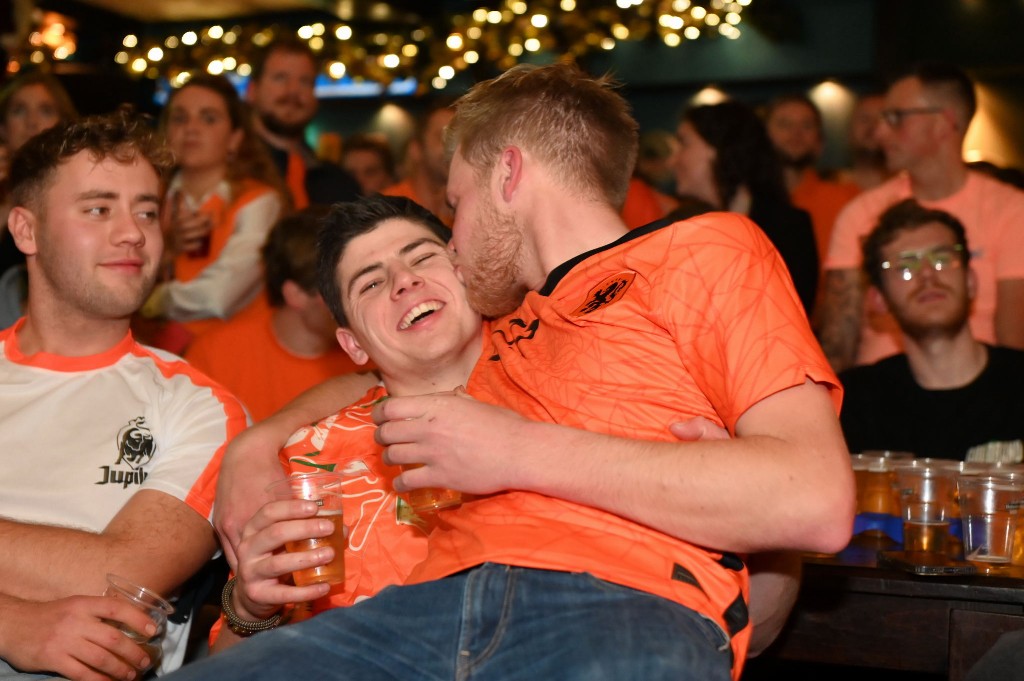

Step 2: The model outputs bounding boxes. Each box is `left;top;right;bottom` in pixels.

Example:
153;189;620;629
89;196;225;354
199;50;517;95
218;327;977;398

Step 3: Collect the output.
176;64;854;681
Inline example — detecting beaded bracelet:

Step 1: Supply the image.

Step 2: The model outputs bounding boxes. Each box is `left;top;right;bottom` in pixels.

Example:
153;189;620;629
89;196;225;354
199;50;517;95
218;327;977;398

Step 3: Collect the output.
220;576;283;637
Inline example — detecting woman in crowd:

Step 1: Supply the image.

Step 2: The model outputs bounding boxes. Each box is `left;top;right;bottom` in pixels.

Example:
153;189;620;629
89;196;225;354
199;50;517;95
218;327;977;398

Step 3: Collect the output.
141;73;286;350
0;72;78;327
671;100;819;315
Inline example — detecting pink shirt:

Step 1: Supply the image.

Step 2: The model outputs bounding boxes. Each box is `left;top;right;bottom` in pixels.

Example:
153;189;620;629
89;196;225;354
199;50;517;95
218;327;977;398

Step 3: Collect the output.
825;171;1024;364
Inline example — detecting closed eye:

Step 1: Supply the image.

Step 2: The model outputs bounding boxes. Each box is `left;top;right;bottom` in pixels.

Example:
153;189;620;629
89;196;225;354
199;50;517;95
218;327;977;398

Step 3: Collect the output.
359;279;382;294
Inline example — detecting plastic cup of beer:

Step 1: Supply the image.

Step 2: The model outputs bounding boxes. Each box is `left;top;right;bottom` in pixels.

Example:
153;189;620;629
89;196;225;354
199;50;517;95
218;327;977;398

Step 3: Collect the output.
851;451;914;516
958;475;1024;565
267;472;347;587
103;574;175;672
398;464;463;513
896;461;956;554
984;470;1024;567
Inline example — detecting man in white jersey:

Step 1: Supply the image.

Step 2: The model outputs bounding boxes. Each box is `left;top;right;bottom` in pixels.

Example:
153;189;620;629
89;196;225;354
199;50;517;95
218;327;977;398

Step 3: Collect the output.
0;111;247;680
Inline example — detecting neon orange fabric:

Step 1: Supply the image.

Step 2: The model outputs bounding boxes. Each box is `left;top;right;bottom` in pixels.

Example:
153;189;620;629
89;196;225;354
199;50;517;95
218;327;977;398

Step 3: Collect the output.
621;176;679;230
408;213;841;678
286;151;310;210
185;300;365;422
208;384;429;646
789;169;860;265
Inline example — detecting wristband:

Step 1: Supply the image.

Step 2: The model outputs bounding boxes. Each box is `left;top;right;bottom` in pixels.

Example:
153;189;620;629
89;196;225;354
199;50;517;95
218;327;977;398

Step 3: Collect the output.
220;576;282;637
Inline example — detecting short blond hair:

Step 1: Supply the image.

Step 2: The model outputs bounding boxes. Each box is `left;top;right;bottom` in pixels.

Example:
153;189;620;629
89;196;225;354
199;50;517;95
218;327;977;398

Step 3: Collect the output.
447;62;638;209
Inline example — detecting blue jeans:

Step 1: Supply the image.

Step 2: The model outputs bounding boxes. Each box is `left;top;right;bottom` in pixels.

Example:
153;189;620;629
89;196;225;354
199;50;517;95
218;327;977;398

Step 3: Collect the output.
0;659;62;680
167;564;733;680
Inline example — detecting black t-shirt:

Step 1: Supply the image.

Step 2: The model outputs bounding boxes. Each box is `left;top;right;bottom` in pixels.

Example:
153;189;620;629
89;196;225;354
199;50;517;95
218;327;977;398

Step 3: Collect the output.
839;345;1024;460
748;196;819;318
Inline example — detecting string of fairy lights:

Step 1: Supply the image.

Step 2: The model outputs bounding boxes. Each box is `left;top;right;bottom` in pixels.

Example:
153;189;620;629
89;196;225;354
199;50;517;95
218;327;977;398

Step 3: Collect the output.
12;0;751;91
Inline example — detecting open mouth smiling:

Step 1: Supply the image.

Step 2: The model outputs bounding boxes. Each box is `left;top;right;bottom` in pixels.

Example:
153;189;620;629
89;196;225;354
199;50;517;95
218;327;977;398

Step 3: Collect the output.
400;301;443;330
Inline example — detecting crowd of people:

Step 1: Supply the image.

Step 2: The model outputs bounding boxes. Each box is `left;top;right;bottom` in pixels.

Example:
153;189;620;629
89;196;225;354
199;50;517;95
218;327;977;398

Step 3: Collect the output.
1;32;1023;681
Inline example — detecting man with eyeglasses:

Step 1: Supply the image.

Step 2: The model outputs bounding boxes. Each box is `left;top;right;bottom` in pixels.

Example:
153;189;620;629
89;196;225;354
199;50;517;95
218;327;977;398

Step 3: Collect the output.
817;62;1024;372
839;199;1024;461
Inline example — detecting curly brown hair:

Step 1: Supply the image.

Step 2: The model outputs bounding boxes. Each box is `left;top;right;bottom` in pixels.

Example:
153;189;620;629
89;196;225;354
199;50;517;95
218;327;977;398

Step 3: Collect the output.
9;108;172;215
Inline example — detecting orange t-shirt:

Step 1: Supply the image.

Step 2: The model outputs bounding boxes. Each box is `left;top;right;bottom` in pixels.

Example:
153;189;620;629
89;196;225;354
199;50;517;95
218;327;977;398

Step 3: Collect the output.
789;168;860;266
406;213;841;677
185;300;364;422
620;176;680;230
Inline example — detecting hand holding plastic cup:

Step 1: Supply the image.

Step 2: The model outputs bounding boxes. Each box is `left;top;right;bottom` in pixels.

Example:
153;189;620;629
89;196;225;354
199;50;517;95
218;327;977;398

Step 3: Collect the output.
398;464;464;514
958;475;1024;564
267;472;347;587
103;574;174;672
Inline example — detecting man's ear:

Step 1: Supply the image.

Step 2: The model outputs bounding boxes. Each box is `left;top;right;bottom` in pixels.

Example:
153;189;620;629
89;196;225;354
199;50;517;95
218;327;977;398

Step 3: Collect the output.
8;207;39;257
866;284;890;315
280;280;311;310
335;327;370;365
498;146;523;203
966;266;978;302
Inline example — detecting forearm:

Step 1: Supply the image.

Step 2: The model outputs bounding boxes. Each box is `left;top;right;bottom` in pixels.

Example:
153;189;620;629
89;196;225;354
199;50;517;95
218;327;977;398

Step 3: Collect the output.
814;269;864;372
511;426;851;553
0;518;129;599
0;491;217;600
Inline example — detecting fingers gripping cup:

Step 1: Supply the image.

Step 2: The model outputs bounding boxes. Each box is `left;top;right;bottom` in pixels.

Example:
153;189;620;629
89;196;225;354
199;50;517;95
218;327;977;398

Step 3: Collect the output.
398;463;463;514
267;472;347;587
958;475;1024;565
103;574;175;672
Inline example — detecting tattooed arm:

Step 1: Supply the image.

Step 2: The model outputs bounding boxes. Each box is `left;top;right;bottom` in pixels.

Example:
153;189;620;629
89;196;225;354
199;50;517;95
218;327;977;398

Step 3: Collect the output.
814;268;864;373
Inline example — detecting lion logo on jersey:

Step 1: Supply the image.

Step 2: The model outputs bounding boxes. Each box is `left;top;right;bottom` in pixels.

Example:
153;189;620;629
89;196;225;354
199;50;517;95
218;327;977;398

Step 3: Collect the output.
573;272;636;316
116;417;155;470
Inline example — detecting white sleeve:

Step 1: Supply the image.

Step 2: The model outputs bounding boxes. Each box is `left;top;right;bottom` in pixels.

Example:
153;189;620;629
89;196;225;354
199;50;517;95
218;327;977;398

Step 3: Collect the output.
155;191;283;321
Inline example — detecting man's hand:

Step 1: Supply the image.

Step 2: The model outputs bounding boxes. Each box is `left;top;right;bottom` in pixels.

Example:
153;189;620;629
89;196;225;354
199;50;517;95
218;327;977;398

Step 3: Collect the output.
214;373;377;568
213;425;288;570
669;416;730;442
373;388;527;495
232;499;335;621
671;416;800;655
0;595;155;681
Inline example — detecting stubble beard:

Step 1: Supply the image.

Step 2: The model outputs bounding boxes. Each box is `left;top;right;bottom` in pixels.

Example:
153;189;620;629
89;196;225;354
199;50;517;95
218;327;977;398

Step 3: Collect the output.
258;108;312;141
463;205;530;319
37;251;155;321
892;286;971;344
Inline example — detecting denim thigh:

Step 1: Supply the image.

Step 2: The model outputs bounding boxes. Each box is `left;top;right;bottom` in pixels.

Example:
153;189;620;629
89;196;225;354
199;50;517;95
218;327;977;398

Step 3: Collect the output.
165;564;733;681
